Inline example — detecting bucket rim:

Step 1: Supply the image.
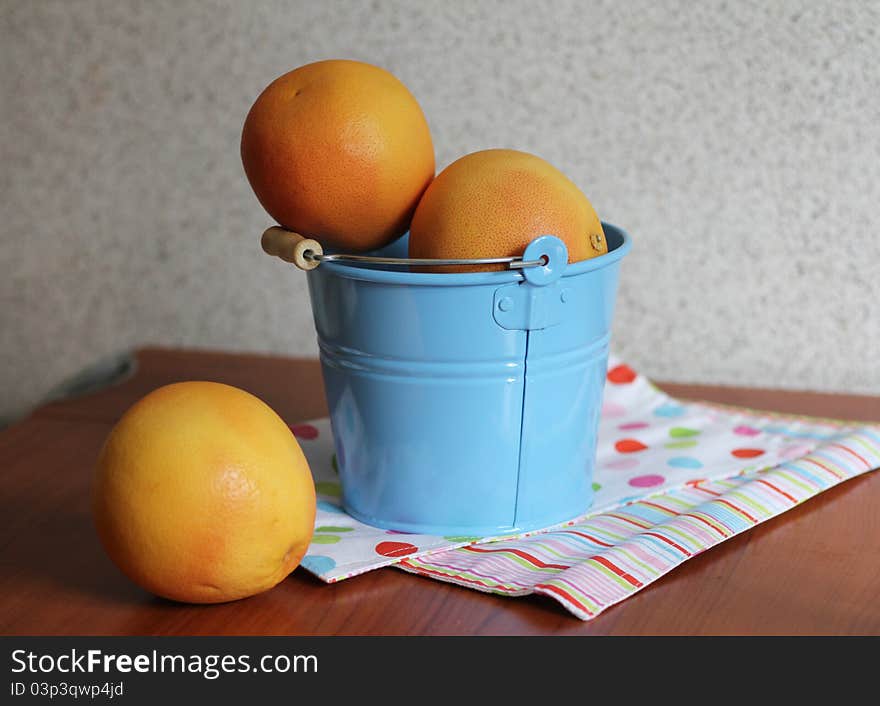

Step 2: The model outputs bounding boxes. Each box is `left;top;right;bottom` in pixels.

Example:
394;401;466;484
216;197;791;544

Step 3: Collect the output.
311;221;632;286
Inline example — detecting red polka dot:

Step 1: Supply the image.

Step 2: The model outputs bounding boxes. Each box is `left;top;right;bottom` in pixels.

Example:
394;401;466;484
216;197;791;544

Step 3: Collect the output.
619;421;650;431
607;364;637;384
615;439;648;453
290;423;319;440
629;474;665;488
731;448;765;458
374;541;418;558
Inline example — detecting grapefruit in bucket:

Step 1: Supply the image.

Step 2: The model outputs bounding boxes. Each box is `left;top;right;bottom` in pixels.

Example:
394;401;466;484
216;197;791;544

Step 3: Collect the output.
241;59;435;252
408;149;606;271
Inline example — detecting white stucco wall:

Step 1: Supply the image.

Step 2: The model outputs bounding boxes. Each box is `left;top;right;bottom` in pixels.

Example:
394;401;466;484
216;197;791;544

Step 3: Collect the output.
2;0;878;420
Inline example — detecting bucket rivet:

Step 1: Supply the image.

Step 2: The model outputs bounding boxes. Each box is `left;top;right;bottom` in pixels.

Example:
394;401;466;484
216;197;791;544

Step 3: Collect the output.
498;296;514;312
560;289;571;303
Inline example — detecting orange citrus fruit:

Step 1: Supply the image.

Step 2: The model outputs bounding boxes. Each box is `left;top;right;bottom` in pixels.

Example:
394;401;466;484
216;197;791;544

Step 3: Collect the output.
408;149;607;271
93;382;316;604
241;59;435;252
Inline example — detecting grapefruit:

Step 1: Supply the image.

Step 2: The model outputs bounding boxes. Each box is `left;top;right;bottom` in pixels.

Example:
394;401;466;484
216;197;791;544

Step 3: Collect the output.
93;382;316;603
241;59;435;251
408;149;607;271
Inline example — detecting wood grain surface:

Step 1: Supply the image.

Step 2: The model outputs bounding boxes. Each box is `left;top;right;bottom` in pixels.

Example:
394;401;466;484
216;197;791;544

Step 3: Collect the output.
2;348;878;635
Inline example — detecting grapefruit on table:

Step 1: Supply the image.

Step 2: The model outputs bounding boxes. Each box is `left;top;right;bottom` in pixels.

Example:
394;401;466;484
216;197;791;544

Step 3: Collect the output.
93;381;316;604
241;59;435;252
408;149;607;271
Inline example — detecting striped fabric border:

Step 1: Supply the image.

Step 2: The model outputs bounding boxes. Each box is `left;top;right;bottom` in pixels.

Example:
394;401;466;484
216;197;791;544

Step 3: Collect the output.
399;429;880;620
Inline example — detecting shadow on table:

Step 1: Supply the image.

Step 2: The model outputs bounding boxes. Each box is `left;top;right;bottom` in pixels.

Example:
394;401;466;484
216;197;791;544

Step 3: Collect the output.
0;490;142;607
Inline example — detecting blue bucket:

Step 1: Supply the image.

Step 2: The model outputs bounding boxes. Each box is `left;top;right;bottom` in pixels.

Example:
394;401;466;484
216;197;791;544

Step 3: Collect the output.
306;223;631;536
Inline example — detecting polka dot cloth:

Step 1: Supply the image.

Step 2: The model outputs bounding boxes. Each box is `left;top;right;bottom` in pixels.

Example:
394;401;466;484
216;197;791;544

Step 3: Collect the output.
295;355;872;583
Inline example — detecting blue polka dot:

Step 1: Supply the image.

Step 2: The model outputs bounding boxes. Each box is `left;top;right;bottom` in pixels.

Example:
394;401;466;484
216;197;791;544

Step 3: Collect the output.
317;500;345;514
654;403;685;418
667;456;704;469
300;555;337;575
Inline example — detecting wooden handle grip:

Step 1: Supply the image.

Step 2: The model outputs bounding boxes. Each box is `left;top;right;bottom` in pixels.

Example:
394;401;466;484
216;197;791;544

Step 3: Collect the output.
261;226;323;271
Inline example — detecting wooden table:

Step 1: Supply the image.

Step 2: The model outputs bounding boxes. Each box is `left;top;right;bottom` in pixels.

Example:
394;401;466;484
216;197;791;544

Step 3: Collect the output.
2;348;879;635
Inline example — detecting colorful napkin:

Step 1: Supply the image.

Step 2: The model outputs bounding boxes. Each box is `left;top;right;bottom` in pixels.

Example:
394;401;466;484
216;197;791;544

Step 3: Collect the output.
295;356;880;620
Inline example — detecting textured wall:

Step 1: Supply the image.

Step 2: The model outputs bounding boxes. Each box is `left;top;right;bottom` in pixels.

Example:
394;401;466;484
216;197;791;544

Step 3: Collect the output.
2;0;879;421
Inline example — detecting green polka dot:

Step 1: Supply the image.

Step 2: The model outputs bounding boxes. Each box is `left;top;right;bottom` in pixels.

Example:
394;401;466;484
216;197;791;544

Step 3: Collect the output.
665;439;699;449
315;526;352;533
315;481;341;497
443;535;480;543
592;482;602;492
311;534;341;544
331;454;338;475
669;427;700;438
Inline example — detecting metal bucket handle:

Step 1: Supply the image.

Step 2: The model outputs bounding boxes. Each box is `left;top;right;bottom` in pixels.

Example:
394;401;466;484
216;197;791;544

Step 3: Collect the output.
260;226;552;273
